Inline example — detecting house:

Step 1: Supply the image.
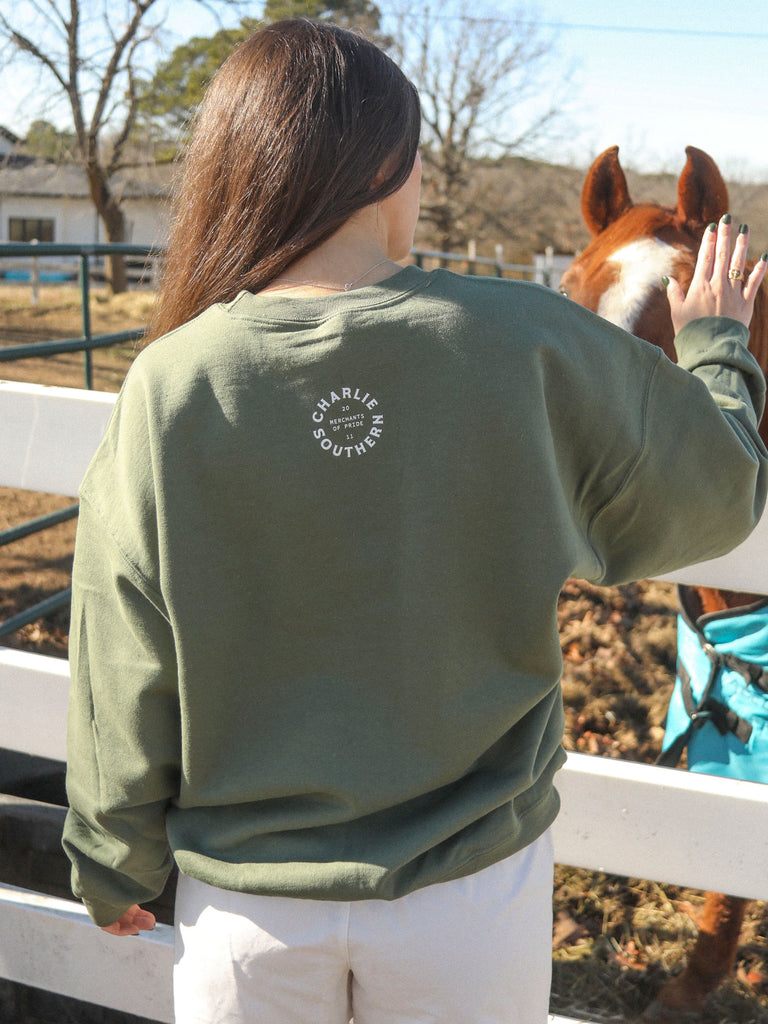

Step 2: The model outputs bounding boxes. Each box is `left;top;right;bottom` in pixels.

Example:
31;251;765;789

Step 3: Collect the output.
0;126;21;159
0;154;172;249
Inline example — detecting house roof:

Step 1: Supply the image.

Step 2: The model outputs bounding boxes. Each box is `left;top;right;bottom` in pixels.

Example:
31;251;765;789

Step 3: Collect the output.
0;160;172;199
0;126;21;146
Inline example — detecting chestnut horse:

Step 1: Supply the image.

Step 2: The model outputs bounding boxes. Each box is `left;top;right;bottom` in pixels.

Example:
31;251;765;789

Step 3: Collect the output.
559;146;768;1020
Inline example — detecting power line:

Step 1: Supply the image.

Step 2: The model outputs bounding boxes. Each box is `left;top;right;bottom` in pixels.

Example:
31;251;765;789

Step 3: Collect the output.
540;21;768;41
414;12;768;41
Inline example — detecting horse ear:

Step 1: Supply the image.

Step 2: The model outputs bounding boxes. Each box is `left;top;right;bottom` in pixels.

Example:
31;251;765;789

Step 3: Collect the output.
677;146;729;227
581;146;632;236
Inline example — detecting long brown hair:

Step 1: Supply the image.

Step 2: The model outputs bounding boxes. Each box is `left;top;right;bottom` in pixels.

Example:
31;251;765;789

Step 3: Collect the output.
146;19;421;342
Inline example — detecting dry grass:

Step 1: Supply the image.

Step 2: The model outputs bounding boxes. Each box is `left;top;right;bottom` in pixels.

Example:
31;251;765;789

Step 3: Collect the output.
553;581;768;1023
551;865;768;1023
0;283;150;391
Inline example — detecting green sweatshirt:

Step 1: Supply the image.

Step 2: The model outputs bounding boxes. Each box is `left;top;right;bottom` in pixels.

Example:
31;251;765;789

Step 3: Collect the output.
63;266;767;926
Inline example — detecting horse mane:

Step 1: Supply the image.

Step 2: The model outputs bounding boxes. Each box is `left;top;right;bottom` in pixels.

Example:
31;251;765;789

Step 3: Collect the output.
749;281;768;445
749;281;768;368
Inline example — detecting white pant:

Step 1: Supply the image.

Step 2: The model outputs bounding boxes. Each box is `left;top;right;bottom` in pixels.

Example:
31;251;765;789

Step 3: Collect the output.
174;829;553;1024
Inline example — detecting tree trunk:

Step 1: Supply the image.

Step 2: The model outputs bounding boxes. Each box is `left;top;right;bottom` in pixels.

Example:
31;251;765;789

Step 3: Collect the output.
102;204;129;296
84;160;129;294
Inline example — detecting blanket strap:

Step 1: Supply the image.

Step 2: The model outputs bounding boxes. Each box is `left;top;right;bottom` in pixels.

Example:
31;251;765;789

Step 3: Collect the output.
656;640;755;770
656;585;768;769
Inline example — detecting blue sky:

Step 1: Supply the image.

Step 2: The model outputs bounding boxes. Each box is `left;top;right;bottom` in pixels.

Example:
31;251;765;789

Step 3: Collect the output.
3;0;768;180
535;0;768;179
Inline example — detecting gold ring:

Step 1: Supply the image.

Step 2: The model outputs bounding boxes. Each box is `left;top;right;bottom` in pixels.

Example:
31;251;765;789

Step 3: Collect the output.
729;268;746;281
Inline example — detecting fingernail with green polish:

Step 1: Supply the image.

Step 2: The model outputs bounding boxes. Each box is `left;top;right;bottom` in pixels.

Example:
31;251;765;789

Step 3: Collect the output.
739;223;749;234
761;252;768;262
661;276;670;287
722;213;733;224
707;223;717;233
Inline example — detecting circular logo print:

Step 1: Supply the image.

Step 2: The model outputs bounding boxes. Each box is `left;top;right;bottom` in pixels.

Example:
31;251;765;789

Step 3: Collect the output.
311;387;384;459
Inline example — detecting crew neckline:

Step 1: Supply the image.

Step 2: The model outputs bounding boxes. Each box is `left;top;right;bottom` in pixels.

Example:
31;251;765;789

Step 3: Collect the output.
226;264;429;321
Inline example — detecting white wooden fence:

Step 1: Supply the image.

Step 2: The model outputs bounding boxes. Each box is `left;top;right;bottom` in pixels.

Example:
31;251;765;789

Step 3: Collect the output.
2;378;768;1024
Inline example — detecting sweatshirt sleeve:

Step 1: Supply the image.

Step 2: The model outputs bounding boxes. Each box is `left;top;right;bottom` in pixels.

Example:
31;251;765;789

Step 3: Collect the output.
62;397;181;927
586;316;767;585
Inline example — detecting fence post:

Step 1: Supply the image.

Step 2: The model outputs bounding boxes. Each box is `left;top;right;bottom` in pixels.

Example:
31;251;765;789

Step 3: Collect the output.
30;239;40;306
467;239;477;276
494;243;504;278
79;254;93;390
543;246;554;289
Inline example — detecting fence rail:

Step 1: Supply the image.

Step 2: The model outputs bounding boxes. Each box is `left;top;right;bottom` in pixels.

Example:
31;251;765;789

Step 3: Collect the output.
2;235;767;1021
0;242;155;389
0;244;152;640
2;379;768;1023
0;241;563;387
0;241;570;643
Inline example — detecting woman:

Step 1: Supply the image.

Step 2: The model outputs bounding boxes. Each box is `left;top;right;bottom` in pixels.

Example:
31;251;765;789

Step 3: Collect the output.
63;18;768;1024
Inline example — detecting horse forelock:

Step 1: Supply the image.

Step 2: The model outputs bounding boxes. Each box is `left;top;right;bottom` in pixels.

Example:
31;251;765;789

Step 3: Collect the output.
596;237;684;333
565;204;697;335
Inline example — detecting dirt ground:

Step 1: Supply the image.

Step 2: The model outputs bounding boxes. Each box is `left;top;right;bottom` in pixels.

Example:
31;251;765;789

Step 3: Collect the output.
2;285;767;1023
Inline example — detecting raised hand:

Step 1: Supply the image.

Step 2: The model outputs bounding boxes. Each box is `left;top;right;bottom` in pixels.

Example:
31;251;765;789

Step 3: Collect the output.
666;215;768;332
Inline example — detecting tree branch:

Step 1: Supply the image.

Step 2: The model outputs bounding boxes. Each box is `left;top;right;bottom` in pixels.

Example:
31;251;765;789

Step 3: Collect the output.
89;0;159;138
0;14;69;90
107;51;141;174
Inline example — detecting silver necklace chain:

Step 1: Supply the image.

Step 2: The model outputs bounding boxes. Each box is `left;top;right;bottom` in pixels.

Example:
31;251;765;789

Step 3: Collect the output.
273;256;392;292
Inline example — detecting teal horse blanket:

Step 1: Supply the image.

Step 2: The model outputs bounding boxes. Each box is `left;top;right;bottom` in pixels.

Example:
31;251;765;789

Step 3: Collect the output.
661;586;768;781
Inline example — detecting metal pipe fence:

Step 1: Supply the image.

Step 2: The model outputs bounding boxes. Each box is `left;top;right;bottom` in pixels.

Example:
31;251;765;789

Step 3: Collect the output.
0;503;79;547
0;243;155;639
0;504;79;640
0;241;557;640
0;242;156;389
412;246;532;277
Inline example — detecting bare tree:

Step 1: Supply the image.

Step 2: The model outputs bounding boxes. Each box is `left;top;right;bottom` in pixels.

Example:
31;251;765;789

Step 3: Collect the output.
0;1;247;292
387;1;569;254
